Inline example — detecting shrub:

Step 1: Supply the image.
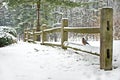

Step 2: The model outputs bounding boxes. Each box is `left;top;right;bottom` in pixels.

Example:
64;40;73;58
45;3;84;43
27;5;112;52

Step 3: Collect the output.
0;26;17;37
0;26;17;47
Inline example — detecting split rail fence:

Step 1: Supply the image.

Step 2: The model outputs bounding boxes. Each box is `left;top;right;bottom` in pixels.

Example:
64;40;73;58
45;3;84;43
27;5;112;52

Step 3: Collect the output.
24;8;113;70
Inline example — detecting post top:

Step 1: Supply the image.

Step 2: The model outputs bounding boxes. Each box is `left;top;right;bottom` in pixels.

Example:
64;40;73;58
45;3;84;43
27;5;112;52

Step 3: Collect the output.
101;7;113;9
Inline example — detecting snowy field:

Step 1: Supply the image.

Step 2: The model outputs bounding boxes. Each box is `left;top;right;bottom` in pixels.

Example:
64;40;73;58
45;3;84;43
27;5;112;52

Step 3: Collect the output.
0;40;120;80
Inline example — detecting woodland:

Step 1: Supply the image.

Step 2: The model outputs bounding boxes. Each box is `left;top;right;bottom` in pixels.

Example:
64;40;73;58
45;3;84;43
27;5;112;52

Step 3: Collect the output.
0;0;120;39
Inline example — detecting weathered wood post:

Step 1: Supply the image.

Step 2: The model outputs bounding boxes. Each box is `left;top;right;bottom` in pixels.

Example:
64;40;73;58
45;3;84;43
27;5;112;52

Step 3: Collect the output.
24;28;29;42
100;8;113;70
33;27;37;42
41;24;47;45
27;28;31;42
61;18;68;49
24;29;27;42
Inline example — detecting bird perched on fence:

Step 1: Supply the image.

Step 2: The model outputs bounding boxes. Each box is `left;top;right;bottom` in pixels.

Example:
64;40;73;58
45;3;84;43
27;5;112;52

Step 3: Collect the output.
82;38;89;45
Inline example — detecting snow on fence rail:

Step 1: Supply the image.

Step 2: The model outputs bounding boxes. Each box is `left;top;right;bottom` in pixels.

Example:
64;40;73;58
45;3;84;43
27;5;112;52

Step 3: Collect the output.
24;8;113;71
63;41;100;56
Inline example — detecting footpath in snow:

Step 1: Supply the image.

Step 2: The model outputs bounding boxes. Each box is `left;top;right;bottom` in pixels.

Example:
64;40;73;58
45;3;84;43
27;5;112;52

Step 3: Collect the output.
0;41;120;80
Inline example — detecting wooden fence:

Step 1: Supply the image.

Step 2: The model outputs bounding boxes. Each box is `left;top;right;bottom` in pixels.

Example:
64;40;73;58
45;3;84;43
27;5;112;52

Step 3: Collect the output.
24;8;113;70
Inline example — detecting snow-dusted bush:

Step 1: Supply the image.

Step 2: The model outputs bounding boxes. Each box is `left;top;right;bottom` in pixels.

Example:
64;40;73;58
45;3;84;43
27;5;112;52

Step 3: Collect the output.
0;26;17;47
0;26;17;37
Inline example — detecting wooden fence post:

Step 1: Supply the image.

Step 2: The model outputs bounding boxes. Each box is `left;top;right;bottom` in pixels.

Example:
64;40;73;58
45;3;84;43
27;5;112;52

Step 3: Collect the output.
33;27;37;42
27;28;30;42
100;8;113;70
25;28;29;42
41;24;47;45
61;18;68;49
24;29;27;42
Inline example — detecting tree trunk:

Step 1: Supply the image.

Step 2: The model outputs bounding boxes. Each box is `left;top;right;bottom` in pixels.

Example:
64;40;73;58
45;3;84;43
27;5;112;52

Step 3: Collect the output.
36;0;41;41
36;0;40;31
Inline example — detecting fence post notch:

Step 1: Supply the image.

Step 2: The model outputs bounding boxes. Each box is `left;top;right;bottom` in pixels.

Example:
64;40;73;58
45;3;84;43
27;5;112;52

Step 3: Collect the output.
100;8;113;70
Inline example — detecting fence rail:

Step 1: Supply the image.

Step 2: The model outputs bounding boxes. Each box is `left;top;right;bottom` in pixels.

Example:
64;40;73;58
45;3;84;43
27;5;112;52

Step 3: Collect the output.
64;27;100;33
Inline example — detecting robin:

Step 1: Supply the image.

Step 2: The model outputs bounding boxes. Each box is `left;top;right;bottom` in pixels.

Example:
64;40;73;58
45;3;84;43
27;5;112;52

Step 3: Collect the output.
82;38;89;45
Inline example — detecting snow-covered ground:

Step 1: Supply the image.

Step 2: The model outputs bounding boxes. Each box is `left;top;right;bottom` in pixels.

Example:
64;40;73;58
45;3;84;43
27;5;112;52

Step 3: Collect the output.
0;40;120;80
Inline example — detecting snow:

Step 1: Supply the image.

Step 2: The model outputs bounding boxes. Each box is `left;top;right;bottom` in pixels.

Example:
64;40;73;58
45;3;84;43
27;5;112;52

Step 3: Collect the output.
0;40;120;80
64;41;99;54
52;11;63;15
0;26;17;37
52;23;61;27
0;32;16;41
0;26;17;46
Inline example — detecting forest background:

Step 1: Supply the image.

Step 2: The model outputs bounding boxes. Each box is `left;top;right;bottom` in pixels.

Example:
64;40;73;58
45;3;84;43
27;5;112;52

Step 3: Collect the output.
0;0;120;40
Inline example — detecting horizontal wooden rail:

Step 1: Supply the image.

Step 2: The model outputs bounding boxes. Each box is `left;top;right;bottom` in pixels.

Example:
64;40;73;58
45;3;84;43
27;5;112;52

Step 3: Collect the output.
65;45;100;56
63;41;100;56
28;32;33;34
35;31;42;35
64;27;100;33
43;27;61;33
41;42;61;47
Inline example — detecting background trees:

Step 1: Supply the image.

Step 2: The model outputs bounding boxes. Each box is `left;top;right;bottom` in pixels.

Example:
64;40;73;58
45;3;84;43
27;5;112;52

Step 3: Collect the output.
1;0;120;39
